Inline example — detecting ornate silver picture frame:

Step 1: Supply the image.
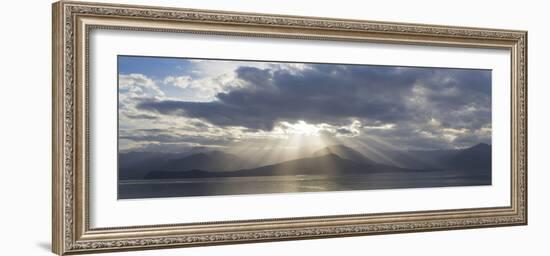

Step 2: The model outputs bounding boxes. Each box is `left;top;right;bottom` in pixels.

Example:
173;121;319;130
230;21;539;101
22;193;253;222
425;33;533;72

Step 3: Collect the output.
52;1;527;255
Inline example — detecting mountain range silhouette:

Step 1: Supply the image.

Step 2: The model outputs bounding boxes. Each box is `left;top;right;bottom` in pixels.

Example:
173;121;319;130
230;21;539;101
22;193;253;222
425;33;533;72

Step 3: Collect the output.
119;143;491;180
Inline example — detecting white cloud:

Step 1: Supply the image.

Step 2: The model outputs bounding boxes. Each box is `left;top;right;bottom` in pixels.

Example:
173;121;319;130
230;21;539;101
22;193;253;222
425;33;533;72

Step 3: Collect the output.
162;74;238;102
363;123;396;130
163;75;192;89
119;61;491;151
119;73;164;97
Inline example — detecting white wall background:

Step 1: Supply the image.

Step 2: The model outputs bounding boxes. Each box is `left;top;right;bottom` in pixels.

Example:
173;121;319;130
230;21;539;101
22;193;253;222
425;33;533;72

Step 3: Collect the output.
0;0;547;255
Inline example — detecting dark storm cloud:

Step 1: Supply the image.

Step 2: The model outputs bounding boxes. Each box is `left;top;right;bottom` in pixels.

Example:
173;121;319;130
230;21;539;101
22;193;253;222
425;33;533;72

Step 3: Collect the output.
120;130;235;145
137;64;491;134
124;113;159;120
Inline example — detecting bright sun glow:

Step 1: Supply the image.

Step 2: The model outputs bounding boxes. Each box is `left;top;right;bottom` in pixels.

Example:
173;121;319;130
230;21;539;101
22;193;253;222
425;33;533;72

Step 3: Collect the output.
280;120;322;136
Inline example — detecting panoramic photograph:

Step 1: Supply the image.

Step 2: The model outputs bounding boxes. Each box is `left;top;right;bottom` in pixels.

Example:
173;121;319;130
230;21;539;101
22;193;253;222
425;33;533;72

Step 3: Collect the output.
117;55;492;199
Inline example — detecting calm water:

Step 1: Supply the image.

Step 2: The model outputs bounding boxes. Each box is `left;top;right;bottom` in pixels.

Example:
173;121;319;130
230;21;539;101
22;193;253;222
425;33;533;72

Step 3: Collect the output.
118;171;491;199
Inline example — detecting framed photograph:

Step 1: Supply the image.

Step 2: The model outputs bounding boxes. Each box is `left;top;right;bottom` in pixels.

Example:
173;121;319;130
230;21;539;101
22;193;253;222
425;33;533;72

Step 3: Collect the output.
52;1;527;255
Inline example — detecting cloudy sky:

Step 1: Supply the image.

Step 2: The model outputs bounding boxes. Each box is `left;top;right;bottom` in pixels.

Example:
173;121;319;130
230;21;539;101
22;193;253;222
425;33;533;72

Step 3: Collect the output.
118;55;491;163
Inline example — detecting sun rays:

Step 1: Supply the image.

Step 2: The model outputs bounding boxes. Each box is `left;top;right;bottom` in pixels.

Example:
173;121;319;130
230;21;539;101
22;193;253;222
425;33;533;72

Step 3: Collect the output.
219;119;397;168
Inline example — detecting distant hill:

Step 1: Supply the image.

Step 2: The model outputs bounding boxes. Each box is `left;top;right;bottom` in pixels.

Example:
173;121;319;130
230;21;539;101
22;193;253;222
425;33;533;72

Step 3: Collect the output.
145;152;417;179
443;143;491;172
145;153;355;179
383;148;458;169
382;143;491;171
158;150;247;172
131;143;492;180
237;153;368;176
312;145;377;165
119;151;178;180
119;150;249;180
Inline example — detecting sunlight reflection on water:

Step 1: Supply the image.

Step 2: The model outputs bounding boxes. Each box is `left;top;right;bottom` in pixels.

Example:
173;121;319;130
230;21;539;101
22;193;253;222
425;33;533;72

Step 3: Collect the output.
118;172;491;199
